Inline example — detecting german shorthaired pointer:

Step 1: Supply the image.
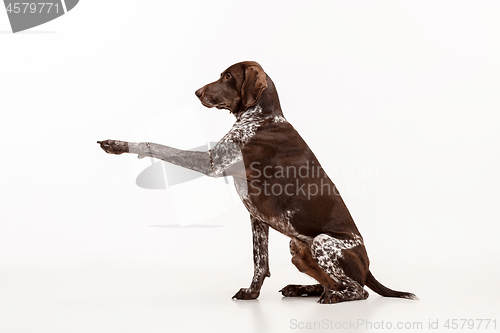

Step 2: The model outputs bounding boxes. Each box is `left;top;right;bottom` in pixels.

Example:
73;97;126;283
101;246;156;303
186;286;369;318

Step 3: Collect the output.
98;61;416;304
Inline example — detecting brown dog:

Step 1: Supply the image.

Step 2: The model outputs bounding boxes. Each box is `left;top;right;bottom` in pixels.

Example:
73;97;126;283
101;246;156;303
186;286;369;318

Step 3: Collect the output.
98;61;416;304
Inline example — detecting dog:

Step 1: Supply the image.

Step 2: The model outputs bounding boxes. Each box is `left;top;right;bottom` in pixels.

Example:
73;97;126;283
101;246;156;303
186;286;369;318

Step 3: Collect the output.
98;61;416;304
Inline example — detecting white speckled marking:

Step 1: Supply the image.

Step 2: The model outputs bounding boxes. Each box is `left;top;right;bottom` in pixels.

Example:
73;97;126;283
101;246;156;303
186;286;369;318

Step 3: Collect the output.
210;141;243;178
226;105;304;239
274;115;287;123
222;105;262;145
221;105;287;145
311;233;368;302
250;218;270;284
210;105;287;179
312;233;363;283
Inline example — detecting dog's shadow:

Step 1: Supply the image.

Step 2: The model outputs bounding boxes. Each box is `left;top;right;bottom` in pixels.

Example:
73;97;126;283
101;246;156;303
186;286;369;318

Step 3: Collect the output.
231;299;272;331
231;294;411;330
279;293;418;323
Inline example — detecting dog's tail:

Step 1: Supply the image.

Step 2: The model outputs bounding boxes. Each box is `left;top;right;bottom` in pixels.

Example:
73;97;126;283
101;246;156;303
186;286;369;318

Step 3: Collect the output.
365;270;417;300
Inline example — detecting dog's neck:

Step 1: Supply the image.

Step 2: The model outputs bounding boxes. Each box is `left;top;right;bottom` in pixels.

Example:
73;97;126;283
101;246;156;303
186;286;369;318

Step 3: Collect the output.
236;105;265;122
234;75;284;120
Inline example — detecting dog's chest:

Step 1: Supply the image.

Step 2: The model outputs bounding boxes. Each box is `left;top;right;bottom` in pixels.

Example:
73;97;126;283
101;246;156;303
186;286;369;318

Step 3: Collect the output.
224;106;309;241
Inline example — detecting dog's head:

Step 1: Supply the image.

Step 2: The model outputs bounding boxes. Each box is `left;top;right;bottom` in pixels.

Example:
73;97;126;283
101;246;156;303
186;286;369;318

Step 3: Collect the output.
195;61;268;115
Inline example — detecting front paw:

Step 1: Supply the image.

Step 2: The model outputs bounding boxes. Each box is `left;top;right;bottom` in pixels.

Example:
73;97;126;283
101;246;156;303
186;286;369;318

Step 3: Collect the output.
97;140;129;155
232;288;260;300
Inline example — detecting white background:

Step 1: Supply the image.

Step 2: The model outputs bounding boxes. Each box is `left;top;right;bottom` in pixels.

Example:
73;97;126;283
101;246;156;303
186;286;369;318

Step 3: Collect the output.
1;1;499;332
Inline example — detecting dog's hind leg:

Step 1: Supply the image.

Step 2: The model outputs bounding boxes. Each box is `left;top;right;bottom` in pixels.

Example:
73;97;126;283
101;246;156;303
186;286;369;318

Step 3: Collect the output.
280;238;333;297
311;233;369;304
232;217;271;300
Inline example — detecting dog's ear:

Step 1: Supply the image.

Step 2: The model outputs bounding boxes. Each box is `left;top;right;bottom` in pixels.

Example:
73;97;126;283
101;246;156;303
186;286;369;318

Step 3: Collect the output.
241;63;268;110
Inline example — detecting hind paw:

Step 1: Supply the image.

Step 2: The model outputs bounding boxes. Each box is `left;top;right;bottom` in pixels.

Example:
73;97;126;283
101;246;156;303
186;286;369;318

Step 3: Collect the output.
318;288;369;304
280;284;323;297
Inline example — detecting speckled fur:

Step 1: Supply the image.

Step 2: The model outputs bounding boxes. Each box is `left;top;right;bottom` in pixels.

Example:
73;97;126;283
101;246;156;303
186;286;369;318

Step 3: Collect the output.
311;234;369;303
221;105;266;145
209;105;280;179
232;217;270;300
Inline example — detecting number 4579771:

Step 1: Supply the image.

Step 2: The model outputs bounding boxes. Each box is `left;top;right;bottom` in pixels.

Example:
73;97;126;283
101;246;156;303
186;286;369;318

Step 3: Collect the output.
444;319;496;330
6;3;59;14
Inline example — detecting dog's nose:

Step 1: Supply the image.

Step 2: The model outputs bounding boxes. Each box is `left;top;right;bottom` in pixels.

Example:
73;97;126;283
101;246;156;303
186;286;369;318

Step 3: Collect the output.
195;87;204;98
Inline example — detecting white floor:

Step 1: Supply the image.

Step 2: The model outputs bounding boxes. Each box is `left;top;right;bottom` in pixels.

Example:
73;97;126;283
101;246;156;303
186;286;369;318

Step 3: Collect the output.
1;259;498;333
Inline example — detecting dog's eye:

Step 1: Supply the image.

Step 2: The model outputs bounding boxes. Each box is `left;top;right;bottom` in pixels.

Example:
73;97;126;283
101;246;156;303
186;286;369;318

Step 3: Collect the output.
225;73;232;80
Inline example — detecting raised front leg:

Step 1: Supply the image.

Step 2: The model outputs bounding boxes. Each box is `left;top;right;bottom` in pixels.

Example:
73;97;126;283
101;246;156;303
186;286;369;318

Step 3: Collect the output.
97;139;244;178
232;217;270;300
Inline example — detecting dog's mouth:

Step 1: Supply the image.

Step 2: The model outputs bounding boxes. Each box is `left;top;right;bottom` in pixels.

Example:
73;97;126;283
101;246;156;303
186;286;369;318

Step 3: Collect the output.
199;99;229;111
200;100;214;108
